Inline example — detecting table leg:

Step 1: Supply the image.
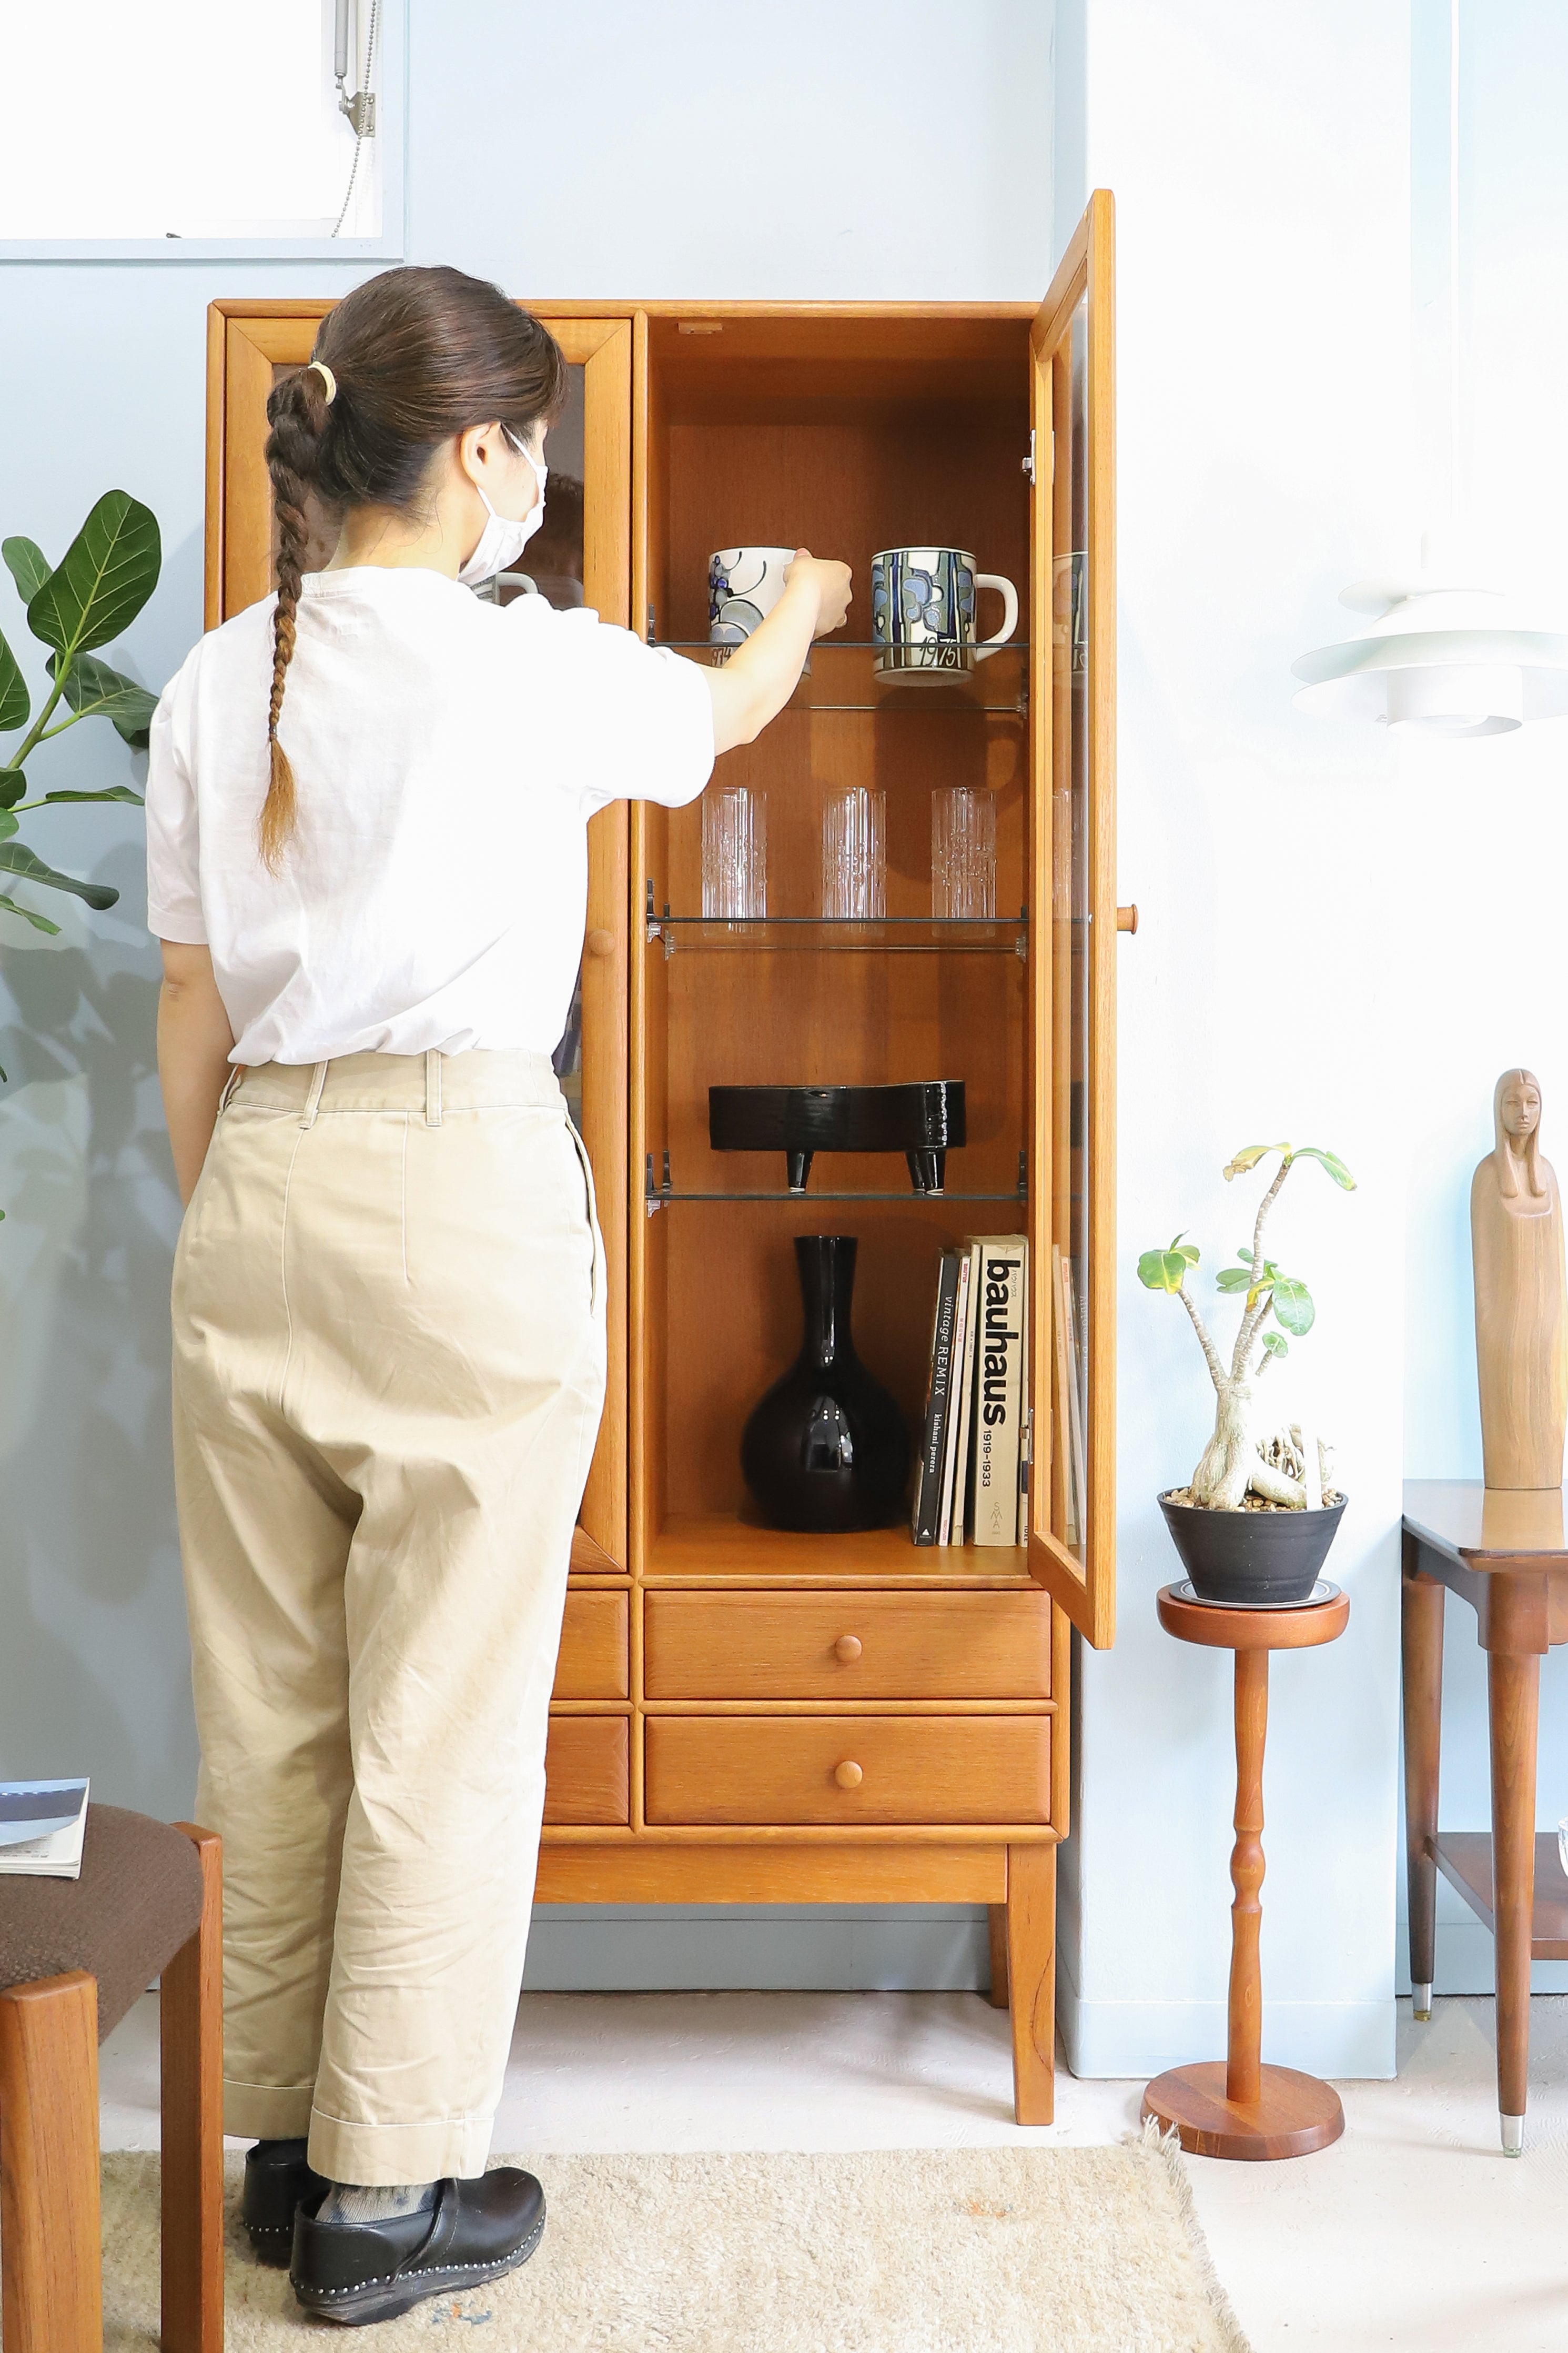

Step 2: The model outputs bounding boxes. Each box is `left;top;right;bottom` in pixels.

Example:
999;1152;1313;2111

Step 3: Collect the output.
1488;1646;1540;2154
1227;1647;1268;2105
1402;1546;1444;2021
1142;1641;1343;2160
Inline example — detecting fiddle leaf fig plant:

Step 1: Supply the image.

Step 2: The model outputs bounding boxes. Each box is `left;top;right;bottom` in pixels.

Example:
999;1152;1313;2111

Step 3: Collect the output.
0;490;160;939
1138;1141;1355;1509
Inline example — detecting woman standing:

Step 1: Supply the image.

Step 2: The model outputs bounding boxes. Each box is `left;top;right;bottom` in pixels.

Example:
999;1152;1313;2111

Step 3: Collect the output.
150;265;848;2325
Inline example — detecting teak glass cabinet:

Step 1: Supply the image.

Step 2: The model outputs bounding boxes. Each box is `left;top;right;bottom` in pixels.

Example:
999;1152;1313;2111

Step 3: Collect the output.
201;192;1118;2123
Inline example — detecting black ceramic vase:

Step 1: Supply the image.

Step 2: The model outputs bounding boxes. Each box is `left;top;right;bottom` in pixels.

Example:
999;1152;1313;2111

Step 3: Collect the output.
741;1235;911;1533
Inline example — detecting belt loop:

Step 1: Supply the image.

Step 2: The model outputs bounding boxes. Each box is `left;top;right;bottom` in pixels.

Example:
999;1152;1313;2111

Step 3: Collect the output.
300;1061;329;1130
425;1049;443;1129
218;1063;244;1113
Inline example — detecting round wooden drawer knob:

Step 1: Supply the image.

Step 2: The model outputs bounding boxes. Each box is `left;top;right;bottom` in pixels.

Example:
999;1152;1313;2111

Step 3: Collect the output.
834;1635;863;1663
834;1760;864;1790
584;928;616;959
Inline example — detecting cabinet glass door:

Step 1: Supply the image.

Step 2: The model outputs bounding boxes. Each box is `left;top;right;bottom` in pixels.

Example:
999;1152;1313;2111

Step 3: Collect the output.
209;306;633;1566
1026;194;1117;1647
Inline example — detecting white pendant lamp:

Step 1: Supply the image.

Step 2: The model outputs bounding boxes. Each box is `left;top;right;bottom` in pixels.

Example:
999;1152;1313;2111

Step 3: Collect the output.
1292;581;1568;738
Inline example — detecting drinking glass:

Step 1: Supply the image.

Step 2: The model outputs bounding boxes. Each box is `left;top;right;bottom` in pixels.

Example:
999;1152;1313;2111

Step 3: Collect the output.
821;786;887;920
702;783;767;920
931;786;997;920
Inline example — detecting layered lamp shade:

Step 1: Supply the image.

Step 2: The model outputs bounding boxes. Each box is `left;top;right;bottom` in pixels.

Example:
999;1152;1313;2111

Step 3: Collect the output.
1292;582;1568;738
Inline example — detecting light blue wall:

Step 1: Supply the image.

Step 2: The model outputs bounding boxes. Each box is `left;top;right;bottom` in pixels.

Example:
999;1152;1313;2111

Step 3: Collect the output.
0;0;1055;1990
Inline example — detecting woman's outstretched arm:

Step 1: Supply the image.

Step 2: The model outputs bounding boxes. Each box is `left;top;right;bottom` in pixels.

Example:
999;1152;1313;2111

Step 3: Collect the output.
703;550;852;752
157;940;236;1206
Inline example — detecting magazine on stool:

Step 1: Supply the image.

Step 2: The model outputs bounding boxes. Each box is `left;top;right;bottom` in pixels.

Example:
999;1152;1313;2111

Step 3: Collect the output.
0;1778;89;1877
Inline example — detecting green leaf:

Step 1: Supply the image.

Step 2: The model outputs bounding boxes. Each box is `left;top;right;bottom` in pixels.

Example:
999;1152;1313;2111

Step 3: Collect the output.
39;786;145;807
0;628;28;733
0;891;59;937
2;538;50;605
1270;1276;1315;1337
46;651;157;747
1215;1265;1254;1293
1290;1145;1357;1191
1138;1246;1192;1295
0;811;19;840
0;770;26;810
1222;1143;1290;1181
26;492;161;662
1260;1330;1288;1361
1167;1231;1200;1266
0;841;118;911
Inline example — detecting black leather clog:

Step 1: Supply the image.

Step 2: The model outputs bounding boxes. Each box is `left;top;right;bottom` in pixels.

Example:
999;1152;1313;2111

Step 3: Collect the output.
242;2138;330;2267
289;2168;546;2325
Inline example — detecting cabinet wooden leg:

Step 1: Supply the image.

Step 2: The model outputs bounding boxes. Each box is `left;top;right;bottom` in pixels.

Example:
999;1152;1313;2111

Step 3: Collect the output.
1401;1543;1444;2018
1005;1844;1055;2124
162;1825;225;2353
0;1968;103;2353
987;1904;1010;2009
1488;1648;1540;2151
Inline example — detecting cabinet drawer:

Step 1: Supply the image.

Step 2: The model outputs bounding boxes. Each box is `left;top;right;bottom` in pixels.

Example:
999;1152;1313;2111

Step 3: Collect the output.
645;1715;1050;1827
644;1591;1049;1700
553;1588;630;1700
544;1715;629;1825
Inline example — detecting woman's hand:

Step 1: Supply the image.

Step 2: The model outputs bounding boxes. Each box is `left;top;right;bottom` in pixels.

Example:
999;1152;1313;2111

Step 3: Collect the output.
783;549;853;638
703;549;853;753
157;941;237;1207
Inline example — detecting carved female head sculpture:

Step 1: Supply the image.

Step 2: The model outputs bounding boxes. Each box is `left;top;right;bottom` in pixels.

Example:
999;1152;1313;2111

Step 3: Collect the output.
1493;1069;1546;1202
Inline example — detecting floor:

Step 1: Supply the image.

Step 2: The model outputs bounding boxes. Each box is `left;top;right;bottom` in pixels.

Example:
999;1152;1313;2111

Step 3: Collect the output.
102;1989;1568;2351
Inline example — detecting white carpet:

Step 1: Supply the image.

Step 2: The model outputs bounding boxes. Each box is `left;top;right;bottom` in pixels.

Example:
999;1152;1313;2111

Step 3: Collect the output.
101;2138;1249;2351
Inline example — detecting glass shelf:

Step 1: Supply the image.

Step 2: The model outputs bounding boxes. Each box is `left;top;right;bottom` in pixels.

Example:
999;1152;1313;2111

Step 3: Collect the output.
660;639;1028;714
647;914;1027;957
644;1186;1025;1216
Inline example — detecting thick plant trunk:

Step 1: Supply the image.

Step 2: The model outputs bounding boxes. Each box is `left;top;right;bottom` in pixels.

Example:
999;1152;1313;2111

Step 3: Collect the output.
1190;1378;1306;1509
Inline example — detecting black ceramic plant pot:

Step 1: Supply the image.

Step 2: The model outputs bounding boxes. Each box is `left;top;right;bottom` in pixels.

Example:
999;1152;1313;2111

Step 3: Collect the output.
741;1235;912;1533
1158;1490;1347;1607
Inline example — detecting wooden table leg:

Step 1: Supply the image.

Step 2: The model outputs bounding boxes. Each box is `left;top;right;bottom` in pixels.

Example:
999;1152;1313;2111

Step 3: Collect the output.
1402;1543;1445;2021
1488;1648;1540;2154
1144;1642;1344;2160
0;1969;103;2353
163;1825;225;2353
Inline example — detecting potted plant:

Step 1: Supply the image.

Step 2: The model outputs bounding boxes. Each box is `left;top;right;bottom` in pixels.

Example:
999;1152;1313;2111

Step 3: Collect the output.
0;490;160;937
1138;1141;1354;1605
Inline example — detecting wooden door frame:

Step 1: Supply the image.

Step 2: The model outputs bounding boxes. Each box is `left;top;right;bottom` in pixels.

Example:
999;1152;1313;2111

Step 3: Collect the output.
1025;192;1117;1650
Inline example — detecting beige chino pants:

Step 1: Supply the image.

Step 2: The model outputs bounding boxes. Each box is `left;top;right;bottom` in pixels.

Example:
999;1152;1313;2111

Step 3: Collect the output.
171;1049;605;2184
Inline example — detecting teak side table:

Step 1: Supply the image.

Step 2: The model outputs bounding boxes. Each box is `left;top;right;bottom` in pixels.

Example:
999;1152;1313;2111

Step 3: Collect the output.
1142;1581;1350;2161
1402;1478;1568;2156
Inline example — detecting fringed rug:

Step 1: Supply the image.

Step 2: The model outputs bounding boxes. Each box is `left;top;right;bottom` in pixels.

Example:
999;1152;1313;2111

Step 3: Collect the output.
100;2135;1250;2352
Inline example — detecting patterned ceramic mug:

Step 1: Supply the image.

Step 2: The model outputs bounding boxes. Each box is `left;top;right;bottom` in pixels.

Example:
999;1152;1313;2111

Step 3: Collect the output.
871;546;1019;675
708;547;797;647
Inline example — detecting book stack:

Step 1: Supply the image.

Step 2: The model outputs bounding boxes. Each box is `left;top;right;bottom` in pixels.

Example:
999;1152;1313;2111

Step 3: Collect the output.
912;1238;1029;1546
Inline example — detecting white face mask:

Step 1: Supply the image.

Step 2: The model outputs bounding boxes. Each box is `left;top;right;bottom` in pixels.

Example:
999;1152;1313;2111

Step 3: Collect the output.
457;426;547;588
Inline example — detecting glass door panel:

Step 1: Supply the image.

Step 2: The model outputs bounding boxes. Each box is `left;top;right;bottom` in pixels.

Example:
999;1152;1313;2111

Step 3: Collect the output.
1027;194;1117;1648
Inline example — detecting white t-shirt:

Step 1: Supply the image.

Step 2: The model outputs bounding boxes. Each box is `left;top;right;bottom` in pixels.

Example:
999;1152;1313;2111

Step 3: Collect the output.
146;568;714;1064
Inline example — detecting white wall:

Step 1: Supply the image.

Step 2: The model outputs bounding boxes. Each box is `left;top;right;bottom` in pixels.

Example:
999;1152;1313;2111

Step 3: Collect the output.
0;0;1054;1994
1059;0;1413;2078
1401;0;1568;1997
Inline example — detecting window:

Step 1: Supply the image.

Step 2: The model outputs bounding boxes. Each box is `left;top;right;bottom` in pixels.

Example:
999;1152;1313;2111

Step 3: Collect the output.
1;0;401;256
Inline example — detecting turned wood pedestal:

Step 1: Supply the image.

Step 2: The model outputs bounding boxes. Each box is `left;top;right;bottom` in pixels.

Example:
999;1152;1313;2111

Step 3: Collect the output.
1142;1581;1350;2162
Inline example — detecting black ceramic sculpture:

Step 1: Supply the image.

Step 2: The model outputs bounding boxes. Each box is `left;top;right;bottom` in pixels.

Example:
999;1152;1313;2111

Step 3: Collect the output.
741;1235;911;1532
709;1081;966;1194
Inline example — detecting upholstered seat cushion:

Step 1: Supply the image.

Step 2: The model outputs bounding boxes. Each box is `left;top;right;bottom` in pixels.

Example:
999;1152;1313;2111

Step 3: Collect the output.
0;1805;205;2043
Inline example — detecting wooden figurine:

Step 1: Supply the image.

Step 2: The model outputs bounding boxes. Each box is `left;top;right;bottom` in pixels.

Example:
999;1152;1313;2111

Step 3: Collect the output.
1472;1069;1568;1489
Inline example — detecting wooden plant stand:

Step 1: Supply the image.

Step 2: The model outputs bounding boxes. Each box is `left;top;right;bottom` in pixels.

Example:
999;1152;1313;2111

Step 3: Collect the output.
1142;1581;1350;2161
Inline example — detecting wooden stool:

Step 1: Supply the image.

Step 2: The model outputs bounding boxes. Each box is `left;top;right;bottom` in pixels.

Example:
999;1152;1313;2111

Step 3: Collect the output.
1142;1581;1350;2161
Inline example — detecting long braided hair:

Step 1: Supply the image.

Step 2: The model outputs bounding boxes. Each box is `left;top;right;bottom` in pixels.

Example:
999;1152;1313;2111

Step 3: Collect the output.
260;265;566;870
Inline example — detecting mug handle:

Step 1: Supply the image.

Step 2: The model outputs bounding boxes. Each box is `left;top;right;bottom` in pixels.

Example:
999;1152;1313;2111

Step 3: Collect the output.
973;574;1019;661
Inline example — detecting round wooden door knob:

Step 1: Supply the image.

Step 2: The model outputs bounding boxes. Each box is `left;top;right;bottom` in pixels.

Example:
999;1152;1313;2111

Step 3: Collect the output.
834;1635;863;1663
584;928;616;959
834;1760;864;1790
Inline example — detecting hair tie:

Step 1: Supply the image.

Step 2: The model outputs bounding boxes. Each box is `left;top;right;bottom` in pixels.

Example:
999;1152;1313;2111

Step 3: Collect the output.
307;360;338;405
